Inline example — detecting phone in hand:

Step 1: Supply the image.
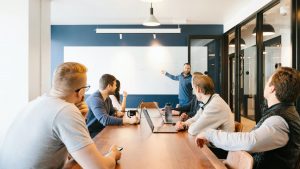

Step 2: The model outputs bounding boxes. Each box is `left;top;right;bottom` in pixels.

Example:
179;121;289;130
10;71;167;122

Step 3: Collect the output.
117;147;123;151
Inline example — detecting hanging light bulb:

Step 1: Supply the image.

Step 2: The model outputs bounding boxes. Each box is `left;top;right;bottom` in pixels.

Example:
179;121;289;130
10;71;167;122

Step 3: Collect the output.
143;3;160;26
252;24;275;36
229;38;246;47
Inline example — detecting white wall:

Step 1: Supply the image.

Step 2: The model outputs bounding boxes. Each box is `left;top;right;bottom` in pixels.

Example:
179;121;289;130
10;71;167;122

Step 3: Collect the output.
224;0;272;32
0;0;51;144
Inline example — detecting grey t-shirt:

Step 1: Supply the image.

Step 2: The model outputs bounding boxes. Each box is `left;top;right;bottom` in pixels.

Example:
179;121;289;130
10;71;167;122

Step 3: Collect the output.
0;94;93;169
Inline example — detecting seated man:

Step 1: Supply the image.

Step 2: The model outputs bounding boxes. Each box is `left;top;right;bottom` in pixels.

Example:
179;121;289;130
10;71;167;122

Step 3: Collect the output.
172;72;203;121
196;67;300;169
0;62;121;169
175;74;234;136
172;95;199;121
86;74;139;138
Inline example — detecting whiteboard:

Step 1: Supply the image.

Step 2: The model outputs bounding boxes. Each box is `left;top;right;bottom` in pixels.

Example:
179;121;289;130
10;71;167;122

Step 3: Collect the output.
64;46;188;94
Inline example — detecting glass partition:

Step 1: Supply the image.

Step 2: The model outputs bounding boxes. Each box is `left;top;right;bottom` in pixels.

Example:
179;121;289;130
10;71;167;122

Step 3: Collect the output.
241;18;257;120
263;1;292;85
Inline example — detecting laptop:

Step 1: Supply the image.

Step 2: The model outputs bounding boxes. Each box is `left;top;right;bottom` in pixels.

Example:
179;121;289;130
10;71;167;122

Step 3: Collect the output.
154;104;175;124
143;108;177;133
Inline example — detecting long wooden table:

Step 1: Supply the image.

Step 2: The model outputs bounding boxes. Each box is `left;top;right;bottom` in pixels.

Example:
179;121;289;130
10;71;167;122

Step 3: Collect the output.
65;108;226;169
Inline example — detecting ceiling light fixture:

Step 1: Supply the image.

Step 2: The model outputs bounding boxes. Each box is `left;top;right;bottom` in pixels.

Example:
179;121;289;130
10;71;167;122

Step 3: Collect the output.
143;3;160;26
252;24;275;36
96;28;180;33
229;38;246;47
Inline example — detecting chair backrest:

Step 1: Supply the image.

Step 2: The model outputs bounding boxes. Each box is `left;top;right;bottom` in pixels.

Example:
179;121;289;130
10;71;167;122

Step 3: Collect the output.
140;102;159;109
224;151;253;169
235;121;243;132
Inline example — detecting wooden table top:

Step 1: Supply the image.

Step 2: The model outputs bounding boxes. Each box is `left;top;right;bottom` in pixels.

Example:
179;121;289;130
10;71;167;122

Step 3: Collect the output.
64;109;226;169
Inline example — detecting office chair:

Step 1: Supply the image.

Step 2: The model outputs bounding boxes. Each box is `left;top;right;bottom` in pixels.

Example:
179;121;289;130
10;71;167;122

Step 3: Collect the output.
234;121;244;132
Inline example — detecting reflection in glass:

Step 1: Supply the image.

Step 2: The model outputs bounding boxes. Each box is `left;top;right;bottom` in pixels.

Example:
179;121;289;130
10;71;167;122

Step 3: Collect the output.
241;18;257;121
263;1;292;86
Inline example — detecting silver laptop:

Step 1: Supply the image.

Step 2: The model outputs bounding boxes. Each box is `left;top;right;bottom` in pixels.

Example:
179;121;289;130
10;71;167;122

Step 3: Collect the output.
143;108;177;133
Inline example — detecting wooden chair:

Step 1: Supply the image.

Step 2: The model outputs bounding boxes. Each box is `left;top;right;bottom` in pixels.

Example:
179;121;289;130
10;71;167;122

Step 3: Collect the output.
234;121;243;132
223;151;254;169
140;102;159;109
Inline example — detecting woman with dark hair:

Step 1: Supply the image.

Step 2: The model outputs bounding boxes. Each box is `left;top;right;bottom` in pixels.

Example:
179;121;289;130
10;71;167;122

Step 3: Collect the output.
109;80;127;112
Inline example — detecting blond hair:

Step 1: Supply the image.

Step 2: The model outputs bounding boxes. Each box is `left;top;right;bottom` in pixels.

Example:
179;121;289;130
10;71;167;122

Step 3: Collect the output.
193;72;203;76
193;74;215;95
52;62;87;95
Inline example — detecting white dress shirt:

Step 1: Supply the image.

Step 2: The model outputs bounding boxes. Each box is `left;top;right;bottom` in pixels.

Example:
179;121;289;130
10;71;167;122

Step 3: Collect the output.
186;94;235;135
204;115;289;153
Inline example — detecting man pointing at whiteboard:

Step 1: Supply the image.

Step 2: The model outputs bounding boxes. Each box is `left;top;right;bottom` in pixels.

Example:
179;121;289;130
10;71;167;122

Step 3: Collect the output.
161;63;193;107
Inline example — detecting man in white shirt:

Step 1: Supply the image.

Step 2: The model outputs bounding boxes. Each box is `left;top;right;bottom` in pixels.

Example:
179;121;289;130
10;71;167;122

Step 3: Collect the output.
175;74;234;136
0;62;121;169
196;67;300;169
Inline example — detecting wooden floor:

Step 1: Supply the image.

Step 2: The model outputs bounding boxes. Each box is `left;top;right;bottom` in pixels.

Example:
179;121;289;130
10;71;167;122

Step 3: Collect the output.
241;116;256;132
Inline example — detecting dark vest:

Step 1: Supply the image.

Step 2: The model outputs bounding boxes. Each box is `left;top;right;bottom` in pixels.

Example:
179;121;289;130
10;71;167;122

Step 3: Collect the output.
253;103;300;169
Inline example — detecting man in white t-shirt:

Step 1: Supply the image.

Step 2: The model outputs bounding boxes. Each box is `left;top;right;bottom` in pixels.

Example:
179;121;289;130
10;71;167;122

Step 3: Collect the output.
0;62;121;169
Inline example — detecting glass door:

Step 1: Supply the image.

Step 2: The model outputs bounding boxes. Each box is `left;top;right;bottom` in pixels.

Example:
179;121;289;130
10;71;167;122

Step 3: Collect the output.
188;36;222;93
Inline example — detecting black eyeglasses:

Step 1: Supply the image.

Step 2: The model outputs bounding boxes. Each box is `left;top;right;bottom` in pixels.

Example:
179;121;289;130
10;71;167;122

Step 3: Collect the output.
75;85;91;93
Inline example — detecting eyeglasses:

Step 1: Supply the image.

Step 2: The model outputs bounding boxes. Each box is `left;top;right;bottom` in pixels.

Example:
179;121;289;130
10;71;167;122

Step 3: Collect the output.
75;85;91;93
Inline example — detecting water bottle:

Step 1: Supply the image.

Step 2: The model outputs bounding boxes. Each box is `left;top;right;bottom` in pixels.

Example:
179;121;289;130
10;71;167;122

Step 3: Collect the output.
165;103;172;122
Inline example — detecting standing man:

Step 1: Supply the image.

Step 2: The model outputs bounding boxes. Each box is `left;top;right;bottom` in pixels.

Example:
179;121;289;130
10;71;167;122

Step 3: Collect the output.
161;63;193;107
86;74;139;138
0;62;121;169
196;67;300;169
172;72;204;121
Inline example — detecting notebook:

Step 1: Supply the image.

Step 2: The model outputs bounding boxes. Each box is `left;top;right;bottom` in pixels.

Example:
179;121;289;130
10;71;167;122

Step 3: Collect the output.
143;108;177;133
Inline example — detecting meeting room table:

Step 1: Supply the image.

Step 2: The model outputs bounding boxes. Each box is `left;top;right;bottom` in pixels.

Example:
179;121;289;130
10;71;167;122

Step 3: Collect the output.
64;108;227;169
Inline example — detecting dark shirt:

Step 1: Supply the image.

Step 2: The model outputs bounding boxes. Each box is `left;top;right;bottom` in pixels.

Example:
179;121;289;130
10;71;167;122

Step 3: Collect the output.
173;95;200;117
86;91;123;137
165;72;193;106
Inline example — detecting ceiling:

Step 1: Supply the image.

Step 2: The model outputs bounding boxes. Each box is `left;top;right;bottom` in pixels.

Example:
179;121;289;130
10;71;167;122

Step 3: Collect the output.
51;0;255;25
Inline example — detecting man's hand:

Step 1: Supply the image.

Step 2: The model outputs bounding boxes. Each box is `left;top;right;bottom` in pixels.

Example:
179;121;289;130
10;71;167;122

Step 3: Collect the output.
109;145;122;161
195;132;209;148
116;111;125;118
172;110;180;116
123;114;140;125
75;101;89;118
175;121;186;131
180;113;189;121
161;70;166;75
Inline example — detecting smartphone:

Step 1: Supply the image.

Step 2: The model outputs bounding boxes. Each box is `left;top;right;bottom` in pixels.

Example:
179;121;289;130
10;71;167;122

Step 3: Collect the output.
117;147;123;151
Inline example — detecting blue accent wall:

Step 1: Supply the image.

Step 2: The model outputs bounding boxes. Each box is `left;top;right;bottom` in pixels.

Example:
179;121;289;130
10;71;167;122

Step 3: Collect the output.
51;24;223;107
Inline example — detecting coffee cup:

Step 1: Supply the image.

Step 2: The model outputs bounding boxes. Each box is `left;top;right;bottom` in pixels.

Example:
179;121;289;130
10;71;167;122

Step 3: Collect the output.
127;110;137;118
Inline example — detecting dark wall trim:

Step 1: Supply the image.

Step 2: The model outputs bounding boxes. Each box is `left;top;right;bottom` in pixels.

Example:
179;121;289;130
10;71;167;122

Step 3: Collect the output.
234;27;241;122
222;34;229;103
292;0;300;112
51;25;223;75
255;13;264;123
